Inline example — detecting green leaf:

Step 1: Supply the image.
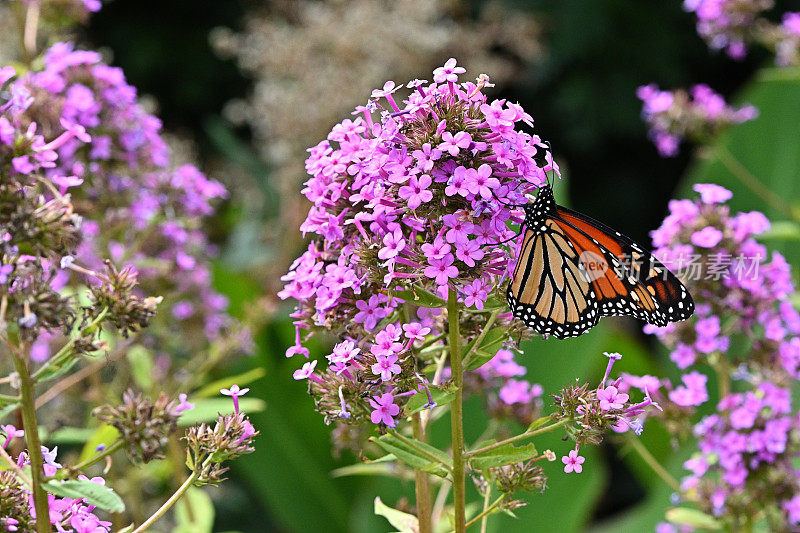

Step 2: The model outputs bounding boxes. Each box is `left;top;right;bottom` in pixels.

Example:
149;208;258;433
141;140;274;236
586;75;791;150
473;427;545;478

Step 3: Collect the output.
469;443;538;471
126;345;154;390
370;434;452;479
34;357;80;384
330;460;413;480
174;486;215;533
42;479;125;513
527;416;552;432
47;427;97;445
79;425;120;462
374;496;419;533
665;507;722;530
0;403;18;422
177;397;265;427
116;525;134;533
757;220;800;241
387;287;447;308
403;383;457;415
195;367;267;399
463;326;510;371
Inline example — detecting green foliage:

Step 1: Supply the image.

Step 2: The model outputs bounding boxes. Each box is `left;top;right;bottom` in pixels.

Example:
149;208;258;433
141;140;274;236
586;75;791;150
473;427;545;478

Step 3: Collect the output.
174;487;215;533
469;442;538;471
404;382;457;415
42;479;125;513
374;496;419;533
683;69;800;265
371;433;452;479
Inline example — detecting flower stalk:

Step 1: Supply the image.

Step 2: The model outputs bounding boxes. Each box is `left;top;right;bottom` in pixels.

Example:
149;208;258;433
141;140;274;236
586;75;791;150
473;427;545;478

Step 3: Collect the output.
11;346;52;533
448;289;466;533
412;413;432;533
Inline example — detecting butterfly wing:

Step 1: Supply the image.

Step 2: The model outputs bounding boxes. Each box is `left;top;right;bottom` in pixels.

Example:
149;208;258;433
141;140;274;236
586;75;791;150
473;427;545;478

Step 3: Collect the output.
506;222;601;338
554;205;694;324
506;186;694;339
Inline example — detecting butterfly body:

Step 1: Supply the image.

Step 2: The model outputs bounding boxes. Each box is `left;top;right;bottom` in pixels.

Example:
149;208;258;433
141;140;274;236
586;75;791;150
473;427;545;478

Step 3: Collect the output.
507;185;694;339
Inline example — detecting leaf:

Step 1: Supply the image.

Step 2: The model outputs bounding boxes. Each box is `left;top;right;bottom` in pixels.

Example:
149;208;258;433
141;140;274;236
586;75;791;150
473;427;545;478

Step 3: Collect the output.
370;434;452;479
79;425;120;463
176;397;265;427
469;443;538;471
757;220;800;241
374;496;419;533
195;367;267;399
0;403;18;422
126;345;154;390
463;326;510;371
527;416;552;432
403;383;457;415
34;357;80;384
174;486;215;533
665;507;722;530
42;479;125;513
330;461;413;480
47;427;96;445
387;287;447;308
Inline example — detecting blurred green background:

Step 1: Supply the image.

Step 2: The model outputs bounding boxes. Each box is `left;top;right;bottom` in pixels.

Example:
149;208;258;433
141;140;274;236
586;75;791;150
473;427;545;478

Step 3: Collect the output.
77;0;800;531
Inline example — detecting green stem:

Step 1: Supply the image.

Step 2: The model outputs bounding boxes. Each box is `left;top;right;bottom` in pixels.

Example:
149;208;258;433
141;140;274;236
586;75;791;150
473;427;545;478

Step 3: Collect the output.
628;436;681;493
412;413;432;533
132;469;199;533
447;289;466;533
390;431;451;473
11;348;52;533
479;477;492;533
466;419;569;458
464;495;504;531
58;439;125;478
716;145;800;222
0;393;20;403
460;309;501;367
32;307;108;382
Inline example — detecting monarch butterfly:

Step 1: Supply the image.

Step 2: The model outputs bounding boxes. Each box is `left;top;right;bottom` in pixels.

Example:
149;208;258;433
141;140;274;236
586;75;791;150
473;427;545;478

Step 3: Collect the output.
506;182;694;339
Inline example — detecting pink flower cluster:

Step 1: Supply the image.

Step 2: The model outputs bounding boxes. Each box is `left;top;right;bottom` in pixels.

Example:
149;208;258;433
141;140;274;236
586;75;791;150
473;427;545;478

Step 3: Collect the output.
6;43;249;358
646;183;799;377
624;183;800;528
683;0;773;58
0;428;111;533
282;59;556;428
637;84;757;156
682;382;799;524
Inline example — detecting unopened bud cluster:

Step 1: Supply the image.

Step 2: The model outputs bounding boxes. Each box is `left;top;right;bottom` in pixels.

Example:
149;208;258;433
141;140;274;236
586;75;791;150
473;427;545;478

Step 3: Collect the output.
93;389;182;463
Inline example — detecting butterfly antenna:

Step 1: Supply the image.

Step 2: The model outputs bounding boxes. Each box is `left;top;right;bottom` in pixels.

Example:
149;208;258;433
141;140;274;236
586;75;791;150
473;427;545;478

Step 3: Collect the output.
480;225;525;248
490;188;527;209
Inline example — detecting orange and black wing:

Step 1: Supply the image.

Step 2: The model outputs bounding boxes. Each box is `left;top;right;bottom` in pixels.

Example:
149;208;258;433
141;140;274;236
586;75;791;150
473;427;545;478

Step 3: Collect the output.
506;185;694;339
506;222;601;338
554;205;694;325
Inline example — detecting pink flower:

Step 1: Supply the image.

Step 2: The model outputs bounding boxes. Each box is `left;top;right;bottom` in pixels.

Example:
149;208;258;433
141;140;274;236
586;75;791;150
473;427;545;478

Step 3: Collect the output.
369;393;400;427
424;254;459;286
693;183;732;204
597;386;629;411
464;164;499;199
221;384;250;414
562;449;585;474
433;58;466;83
371;353;402;381
398;174;433;209
438;131;472;157
691;226;723;248
293;360;318;380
